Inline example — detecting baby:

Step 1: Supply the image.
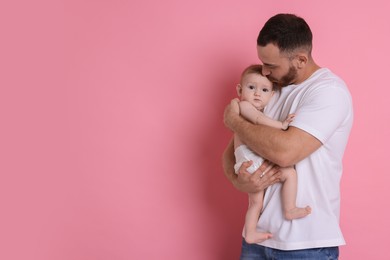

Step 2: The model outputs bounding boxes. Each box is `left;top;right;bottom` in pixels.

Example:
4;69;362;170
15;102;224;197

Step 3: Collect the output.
234;64;311;244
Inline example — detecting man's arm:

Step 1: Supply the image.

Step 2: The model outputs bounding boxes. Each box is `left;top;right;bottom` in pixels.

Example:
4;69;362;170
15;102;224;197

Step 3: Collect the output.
222;138;281;193
224;100;322;167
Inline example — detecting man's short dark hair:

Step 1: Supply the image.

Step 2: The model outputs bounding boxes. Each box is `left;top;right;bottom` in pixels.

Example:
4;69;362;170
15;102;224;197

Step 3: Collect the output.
257;13;313;55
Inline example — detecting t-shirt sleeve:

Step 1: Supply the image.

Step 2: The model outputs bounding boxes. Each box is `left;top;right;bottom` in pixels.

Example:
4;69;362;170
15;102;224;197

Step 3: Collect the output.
290;84;352;144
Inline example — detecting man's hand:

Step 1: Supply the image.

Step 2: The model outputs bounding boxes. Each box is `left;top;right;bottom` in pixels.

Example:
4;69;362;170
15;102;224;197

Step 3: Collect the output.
224;98;240;131
238;100;262;124
234;160;281;193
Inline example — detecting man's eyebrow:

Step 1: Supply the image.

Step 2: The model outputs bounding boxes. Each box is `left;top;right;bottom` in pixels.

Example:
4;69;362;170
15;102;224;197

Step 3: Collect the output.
263;63;277;67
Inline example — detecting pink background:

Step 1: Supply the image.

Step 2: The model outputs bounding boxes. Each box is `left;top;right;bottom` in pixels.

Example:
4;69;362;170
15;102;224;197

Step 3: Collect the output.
1;0;389;259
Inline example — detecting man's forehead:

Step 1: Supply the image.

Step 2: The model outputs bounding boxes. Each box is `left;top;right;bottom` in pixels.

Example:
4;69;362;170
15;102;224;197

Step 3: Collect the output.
257;44;283;64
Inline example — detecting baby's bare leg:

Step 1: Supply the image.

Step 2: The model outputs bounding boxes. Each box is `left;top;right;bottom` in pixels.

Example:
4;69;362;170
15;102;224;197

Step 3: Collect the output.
280;167;311;220
244;191;272;244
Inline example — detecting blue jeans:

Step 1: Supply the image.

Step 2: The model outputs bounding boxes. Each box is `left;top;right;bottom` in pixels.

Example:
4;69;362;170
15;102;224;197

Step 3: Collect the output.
240;239;339;260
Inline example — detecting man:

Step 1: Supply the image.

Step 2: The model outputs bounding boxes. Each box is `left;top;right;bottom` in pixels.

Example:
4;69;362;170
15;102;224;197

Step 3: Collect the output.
223;13;353;259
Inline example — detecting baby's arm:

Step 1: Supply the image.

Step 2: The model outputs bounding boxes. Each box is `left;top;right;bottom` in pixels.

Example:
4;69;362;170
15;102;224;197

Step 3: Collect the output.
239;101;294;130
281;114;295;130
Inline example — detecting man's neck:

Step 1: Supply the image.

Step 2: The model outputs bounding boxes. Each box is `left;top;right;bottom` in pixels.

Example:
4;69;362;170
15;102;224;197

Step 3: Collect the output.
295;61;321;85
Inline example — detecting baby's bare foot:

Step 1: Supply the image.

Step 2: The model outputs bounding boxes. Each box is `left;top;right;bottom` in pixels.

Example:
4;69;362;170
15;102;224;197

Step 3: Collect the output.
245;231;273;244
284;206;311;220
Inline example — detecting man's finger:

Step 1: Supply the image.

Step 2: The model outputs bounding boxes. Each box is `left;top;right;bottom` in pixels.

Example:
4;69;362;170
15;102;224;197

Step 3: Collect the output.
257;160;272;174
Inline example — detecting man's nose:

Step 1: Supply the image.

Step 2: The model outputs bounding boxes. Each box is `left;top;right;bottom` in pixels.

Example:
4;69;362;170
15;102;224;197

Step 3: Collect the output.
262;66;271;76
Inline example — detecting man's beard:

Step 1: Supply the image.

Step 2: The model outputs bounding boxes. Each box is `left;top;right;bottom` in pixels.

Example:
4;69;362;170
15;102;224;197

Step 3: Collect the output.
268;65;298;88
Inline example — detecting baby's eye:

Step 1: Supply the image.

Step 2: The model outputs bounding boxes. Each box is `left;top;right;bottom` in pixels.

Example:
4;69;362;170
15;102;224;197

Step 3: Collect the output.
248;85;256;90
262;88;270;92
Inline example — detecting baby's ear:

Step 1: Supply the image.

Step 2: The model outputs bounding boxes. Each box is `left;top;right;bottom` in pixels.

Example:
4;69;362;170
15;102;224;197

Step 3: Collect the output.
236;84;242;97
271;90;275;97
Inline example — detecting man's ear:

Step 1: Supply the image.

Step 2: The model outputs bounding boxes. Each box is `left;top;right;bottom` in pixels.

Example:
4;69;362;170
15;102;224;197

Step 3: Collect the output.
295;53;308;69
236;84;242;97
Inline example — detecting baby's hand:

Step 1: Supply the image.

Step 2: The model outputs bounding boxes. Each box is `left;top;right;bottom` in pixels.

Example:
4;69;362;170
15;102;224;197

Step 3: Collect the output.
282;114;295;130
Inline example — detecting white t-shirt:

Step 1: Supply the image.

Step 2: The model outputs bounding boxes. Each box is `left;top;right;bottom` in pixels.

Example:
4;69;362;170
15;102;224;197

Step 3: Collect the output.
256;68;353;250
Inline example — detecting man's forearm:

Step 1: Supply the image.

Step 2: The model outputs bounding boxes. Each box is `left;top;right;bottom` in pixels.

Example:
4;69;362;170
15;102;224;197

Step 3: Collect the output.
229;113;318;167
228;113;283;161
222;139;237;185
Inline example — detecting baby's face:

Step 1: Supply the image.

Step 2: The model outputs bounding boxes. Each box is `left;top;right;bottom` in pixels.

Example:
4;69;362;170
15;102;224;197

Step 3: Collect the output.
239;73;274;110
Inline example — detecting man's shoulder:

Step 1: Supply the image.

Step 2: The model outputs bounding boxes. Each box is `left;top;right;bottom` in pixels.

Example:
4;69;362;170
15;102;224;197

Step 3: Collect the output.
308;68;346;88
301;68;350;99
